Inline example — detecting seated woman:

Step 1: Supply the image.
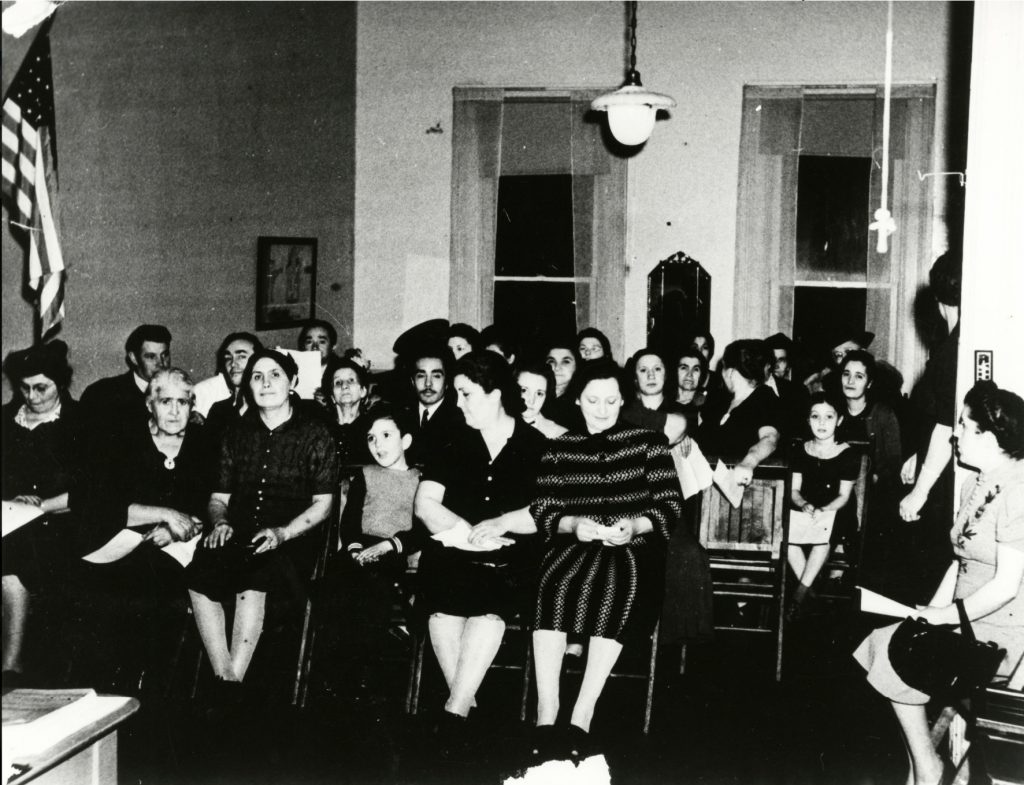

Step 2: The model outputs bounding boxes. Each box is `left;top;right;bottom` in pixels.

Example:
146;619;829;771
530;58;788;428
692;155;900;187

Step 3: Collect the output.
414;351;547;731
854;381;1024;785
674;347;708;419
70;368;212;693
187;350;336;689
576;327;612;363
322;357;372;469
2;341;81;683
621;347;688;445
447;323;480;361
696;339;782;487
517;362;567;440
544;339;582;430
529;360;682;756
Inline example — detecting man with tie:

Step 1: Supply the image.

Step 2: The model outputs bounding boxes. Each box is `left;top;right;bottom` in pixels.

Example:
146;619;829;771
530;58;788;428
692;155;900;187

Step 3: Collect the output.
404;344;464;467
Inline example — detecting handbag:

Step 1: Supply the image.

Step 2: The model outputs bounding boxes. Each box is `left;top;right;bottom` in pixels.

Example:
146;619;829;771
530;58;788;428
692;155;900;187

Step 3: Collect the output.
888;598;1006;701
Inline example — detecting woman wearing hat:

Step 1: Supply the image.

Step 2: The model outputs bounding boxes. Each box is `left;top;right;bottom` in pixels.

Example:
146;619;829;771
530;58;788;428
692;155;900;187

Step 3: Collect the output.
2;341;81;683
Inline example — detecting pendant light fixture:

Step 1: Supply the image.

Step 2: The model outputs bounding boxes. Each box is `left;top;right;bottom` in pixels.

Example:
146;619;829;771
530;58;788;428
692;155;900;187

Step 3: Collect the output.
591;1;675;147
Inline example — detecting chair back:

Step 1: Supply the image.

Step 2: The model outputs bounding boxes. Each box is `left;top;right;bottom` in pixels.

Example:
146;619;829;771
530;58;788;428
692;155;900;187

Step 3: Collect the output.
699;470;788;559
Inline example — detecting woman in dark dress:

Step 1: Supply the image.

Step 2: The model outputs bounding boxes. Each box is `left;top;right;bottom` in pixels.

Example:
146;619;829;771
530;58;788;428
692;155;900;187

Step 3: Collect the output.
544;339;582;431
71;367;212;692
187;350;337;686
2;341;80;681
696;339;782;487
321;356;372;470
414;351;547;727
530;360;682;749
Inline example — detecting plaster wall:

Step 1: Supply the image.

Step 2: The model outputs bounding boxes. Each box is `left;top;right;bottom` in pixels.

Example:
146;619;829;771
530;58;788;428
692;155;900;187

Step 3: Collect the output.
355;1;957;369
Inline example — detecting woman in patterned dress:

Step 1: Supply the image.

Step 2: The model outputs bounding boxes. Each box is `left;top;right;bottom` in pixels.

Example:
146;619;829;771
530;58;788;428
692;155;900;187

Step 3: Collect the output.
529;359;683;749
854;381;1024;785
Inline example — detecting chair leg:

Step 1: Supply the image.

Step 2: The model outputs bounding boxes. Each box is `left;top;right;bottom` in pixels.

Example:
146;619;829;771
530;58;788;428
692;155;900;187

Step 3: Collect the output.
291;598;315;708
644;621;660;735
775;561;787;682
405;633;425;715
679;643;687;675
519;638;532;723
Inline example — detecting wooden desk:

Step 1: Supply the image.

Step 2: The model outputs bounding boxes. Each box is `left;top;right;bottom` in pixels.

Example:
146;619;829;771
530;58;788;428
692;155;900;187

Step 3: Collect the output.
10;697;139;785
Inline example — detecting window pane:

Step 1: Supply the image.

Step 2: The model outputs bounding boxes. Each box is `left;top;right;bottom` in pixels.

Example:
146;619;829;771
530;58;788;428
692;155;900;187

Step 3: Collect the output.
495;174;575;277
792;286;866;374
494;280;583;360
796;155;871;279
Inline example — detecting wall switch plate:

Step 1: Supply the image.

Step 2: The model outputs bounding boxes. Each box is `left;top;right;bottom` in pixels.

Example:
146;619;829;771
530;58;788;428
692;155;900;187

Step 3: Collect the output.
975;350;993;382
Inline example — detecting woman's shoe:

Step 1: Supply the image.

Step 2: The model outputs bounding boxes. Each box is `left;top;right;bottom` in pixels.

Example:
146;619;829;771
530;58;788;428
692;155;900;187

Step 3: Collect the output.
527;724;564;763
565;724;592;766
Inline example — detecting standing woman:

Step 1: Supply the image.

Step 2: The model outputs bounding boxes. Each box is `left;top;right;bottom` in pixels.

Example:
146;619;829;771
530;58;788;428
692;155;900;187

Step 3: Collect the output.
2;341;80;682
187;350;337;687
675;348;708;418
576;328;612;363
530;360;682;752
414;351;547;731
855;381;1024;785
545;340;582;430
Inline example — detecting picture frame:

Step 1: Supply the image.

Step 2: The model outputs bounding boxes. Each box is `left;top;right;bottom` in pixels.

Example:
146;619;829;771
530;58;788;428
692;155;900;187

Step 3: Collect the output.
255;236;317;330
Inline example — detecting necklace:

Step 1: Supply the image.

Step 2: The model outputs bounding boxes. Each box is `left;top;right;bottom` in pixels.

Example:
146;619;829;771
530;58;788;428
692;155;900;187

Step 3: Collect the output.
164;457;176;470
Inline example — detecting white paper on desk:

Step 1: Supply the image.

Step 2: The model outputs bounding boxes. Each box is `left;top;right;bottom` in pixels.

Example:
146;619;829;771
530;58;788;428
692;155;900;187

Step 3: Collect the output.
712;460;745;509
671;439;713;499
276;348;321;400
82;531;201;567
858;586;917;618
432;523;503;552
2;500;45;538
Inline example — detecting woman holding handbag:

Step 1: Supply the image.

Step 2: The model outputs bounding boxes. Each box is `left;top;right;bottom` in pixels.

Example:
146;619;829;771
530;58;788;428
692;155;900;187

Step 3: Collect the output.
854;380;1024;785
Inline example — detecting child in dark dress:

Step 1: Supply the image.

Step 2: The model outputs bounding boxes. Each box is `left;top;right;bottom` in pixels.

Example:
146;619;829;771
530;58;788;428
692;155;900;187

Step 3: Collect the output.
335;405;423;694
786;393;860;618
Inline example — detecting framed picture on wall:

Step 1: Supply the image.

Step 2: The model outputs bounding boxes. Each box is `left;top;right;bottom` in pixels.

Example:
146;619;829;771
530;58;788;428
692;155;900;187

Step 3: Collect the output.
255;236;318;329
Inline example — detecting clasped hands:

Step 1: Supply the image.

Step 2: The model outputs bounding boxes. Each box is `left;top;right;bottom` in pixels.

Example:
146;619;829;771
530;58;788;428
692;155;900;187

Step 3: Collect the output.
143;509;203;547
466;517;514;549
574;516;637;546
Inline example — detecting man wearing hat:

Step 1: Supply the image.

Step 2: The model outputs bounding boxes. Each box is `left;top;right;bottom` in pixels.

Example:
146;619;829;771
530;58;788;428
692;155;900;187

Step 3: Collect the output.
79;324;172;440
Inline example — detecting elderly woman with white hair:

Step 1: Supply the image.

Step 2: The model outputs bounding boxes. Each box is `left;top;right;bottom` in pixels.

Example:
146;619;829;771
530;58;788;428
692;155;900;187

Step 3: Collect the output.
70;367;214;693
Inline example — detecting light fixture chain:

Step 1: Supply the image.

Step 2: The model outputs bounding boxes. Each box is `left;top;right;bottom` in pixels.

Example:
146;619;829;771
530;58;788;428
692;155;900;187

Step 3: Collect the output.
629;1;638;74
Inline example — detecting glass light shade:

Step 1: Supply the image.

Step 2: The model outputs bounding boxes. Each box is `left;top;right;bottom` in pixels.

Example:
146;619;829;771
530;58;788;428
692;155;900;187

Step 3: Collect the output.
591;84;676;147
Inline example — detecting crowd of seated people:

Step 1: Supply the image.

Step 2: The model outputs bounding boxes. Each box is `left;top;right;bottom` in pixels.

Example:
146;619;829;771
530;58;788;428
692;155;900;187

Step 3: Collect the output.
4;253;1021;777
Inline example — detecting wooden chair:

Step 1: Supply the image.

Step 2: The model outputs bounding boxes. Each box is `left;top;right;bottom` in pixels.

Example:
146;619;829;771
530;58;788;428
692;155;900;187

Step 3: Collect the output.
682;462;790;681
931;653;1024;785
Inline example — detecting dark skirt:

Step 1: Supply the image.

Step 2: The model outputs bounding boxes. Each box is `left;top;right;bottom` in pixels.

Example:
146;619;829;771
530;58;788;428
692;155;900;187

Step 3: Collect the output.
186;533;318;605
415;540;537;622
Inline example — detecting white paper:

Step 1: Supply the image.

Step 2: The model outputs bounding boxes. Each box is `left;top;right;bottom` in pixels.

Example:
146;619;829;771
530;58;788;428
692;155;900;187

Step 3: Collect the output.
788;509;837;544
276;347;322;400
1;500;45;538
192;373;231;418
83;531;201;568
712;460;745;509
858;586;917;618
432;522;504;552
671;439;713;499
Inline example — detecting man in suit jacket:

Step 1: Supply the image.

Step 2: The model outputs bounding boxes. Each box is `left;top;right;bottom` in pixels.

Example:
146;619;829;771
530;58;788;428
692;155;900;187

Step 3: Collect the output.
403;345;464;468
79;324;172;440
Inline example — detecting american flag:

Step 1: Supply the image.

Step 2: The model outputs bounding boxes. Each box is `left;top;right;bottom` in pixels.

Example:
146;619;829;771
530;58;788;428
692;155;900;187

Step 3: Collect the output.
2;18;65;338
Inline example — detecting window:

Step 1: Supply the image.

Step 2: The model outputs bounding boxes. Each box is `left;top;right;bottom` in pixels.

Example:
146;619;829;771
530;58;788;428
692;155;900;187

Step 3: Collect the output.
733;85;935;377
449;89;627;359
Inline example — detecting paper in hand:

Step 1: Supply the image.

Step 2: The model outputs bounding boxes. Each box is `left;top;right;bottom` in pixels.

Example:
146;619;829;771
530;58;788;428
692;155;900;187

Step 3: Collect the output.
712;460;745;508
2;500;45;538
432;522;504;552
672;440;713;499
858;586;917;618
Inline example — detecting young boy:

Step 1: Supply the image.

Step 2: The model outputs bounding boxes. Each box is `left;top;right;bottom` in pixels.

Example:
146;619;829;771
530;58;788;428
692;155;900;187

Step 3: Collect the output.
335;405;423;698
